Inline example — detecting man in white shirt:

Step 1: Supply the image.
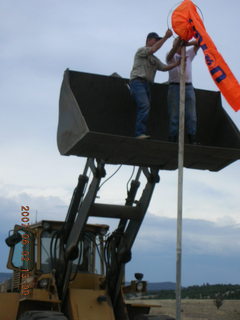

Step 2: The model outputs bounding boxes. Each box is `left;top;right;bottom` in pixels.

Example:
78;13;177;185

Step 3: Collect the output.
166;37;199;144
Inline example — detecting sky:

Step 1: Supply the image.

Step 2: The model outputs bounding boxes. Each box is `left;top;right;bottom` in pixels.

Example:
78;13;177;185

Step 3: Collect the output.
0;0;239;286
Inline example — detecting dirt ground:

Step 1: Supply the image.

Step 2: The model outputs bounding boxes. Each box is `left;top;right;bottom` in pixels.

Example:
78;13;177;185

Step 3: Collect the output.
127;299;240;320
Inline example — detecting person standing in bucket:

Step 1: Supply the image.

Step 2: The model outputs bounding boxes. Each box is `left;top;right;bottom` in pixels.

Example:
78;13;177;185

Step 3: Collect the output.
129;30;181;139
166;37;199;144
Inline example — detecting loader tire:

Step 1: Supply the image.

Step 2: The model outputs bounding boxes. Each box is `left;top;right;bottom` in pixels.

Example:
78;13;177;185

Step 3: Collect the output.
18;310;68;320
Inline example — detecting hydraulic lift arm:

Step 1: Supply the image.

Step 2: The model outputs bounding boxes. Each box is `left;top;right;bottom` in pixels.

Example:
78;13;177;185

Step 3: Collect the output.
56;158;106;299
105;167;160;319
55;157;159;320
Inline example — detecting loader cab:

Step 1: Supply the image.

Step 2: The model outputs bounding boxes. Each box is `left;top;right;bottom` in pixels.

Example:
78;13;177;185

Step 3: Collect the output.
6;226;34;272
39;221;108;276
6;220;108;277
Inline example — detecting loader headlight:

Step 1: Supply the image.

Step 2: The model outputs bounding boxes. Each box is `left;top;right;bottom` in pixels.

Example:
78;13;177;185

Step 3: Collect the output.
38;278;49;289
136;281;144;292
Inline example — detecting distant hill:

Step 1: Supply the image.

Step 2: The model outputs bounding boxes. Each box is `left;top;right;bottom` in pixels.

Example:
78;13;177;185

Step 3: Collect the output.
0;272;12;283
148;282;176;291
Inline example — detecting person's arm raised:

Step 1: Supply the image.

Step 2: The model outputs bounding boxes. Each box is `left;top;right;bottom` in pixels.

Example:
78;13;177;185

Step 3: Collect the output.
148;29;173;55
184;39;200;53
166;37;183;62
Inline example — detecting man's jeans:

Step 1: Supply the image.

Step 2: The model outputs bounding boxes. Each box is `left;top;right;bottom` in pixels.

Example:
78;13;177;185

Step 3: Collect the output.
168;83;197;137
130;79;151;136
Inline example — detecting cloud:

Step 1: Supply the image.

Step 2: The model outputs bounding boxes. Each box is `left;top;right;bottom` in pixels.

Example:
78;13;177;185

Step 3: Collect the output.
126;214;240;285
132;214;240;256
1;190;239;285
0;192;67;231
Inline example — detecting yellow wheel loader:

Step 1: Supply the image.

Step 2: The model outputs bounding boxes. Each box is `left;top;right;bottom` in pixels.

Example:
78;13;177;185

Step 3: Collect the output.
1;69;240;320
1;159;160;320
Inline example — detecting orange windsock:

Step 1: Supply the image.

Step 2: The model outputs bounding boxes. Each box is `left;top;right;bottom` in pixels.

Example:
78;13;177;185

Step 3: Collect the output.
172;0;240;111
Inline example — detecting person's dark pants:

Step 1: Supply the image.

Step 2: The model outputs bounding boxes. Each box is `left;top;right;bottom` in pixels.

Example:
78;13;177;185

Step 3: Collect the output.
130;79;151;137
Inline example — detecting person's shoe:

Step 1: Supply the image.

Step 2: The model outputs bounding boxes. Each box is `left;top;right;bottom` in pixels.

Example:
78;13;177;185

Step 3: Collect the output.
136;134;151;139
168;135;178;142
188;134;198;145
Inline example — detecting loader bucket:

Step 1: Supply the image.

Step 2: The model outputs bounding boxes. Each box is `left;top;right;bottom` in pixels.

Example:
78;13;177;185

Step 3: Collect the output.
57;69;240;171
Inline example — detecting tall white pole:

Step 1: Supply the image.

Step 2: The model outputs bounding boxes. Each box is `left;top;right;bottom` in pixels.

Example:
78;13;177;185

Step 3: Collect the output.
176;46;186;320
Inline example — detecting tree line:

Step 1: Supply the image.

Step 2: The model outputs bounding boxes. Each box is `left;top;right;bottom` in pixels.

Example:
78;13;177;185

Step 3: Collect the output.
145;284;240;299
